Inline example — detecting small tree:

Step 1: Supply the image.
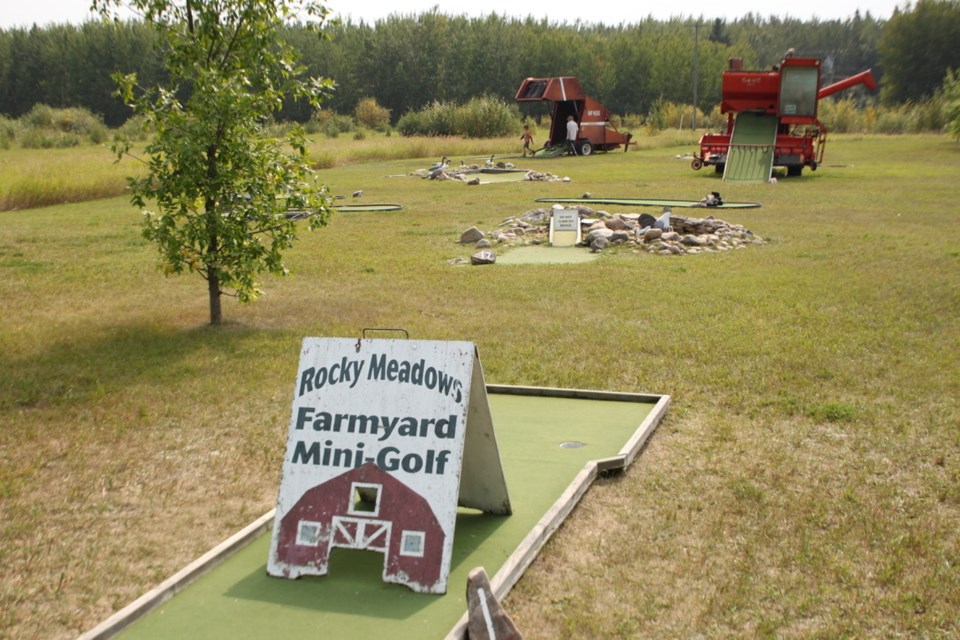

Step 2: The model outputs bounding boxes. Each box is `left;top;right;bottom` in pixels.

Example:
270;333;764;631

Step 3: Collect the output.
96;0;336;325
353;97;391;131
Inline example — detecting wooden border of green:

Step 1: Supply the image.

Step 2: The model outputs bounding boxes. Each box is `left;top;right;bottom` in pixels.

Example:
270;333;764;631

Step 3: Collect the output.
77;511;277;640
78;385;670;640
444;386;669;639
535;197;761;209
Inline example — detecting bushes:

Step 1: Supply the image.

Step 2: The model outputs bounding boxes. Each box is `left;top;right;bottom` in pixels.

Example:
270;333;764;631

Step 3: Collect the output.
116;114;154;142
396;96;521;138
6;105;109;148
0;115;16;149
353;97;391;132
819;97;868;133
945;68;960;141
643;99;725;133
310;109;356;138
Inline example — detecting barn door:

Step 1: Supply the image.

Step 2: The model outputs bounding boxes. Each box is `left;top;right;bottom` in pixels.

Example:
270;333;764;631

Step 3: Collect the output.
330;516;391;552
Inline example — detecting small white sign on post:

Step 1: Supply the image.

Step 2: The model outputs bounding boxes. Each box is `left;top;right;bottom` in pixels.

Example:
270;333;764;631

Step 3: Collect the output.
267;337;510;594
549;208;581;247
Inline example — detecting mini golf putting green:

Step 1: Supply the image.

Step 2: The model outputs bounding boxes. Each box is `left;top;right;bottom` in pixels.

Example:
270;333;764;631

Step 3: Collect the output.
496;246;598;265
92;387;668;640
463;168;530;184
333;203;404;212
536;197;761;209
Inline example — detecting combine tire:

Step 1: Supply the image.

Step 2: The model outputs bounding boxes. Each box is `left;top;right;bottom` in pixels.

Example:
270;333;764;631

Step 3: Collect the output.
691;157;704;170
578;141;593;156
787;165;803;177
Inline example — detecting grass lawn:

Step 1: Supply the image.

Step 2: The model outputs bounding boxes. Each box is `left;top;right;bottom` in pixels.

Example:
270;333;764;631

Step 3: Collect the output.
1;132;958;639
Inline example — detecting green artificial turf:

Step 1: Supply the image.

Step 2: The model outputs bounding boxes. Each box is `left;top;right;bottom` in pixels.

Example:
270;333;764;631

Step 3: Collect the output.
496;246;598;265
535;197;761;209
117;392;657;639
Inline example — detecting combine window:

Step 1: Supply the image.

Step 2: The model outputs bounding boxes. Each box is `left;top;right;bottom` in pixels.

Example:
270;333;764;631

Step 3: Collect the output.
520;80;548;99
779;66;819;117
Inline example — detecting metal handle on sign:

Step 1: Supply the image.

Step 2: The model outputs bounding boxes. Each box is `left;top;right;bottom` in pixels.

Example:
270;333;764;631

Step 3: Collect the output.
356;328;409;352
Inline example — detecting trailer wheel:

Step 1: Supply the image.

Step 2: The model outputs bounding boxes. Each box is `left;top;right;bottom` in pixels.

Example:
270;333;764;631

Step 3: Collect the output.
578;141;593;156
691;157;704;170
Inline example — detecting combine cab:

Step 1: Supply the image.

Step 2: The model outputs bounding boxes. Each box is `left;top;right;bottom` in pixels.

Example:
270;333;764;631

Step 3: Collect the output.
515;76;633;155
693;54;876;180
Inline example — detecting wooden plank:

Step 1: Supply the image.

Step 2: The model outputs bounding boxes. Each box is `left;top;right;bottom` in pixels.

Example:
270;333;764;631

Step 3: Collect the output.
444;386;670;639
77;511;276;640
445;462;599;640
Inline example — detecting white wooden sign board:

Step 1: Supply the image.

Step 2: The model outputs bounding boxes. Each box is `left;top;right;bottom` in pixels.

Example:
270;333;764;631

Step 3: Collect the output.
267;338;510;594
549;208;581;247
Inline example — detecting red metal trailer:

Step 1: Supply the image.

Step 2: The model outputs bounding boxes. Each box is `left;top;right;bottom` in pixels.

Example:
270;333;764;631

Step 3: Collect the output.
515;76;633;155
692;54;876;177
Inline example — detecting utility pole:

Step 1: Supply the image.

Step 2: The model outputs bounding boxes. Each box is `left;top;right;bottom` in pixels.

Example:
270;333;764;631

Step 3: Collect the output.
693;18;700;131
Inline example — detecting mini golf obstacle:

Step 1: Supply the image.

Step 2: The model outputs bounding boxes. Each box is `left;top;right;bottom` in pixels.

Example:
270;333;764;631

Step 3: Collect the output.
334;203;404;212
79;335;669;640
284;203;404;220
515;76;634;155
692;52;877;180
536;196;761;209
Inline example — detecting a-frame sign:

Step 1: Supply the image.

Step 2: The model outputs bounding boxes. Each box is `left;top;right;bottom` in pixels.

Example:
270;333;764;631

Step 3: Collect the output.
267;338;511;594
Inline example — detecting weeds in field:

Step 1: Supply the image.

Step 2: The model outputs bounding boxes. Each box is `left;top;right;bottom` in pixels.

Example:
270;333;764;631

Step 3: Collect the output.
1;134;958;638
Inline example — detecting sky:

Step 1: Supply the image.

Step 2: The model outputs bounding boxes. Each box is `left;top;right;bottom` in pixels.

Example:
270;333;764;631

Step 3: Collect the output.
1;0;906;30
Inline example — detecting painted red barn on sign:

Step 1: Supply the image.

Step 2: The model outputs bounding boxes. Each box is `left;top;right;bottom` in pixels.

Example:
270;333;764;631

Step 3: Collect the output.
272;461;446;591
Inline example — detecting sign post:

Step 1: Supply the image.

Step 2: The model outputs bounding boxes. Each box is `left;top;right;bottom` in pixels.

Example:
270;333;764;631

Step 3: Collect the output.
268;338;510;594
549;208;581;247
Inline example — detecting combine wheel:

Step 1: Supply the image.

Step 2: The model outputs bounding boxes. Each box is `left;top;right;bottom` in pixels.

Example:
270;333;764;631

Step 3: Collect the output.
578;141;593;156
691;157;704;170
787;165;803;177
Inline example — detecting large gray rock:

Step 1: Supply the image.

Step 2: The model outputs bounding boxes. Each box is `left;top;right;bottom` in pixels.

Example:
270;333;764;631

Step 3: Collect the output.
460;226;485;244
643;227;663;242
590;236;610;253
586;228;614;243
471;250;497;265
604;217;628;231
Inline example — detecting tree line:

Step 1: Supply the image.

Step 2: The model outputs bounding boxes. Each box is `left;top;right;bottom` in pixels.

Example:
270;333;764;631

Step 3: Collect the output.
1;1;958;128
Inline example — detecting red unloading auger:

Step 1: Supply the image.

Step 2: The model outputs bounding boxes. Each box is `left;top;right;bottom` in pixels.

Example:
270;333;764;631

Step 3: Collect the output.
818;69;878;99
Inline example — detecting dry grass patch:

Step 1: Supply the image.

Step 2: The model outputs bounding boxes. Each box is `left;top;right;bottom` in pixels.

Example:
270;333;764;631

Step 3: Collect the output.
1;134;958;638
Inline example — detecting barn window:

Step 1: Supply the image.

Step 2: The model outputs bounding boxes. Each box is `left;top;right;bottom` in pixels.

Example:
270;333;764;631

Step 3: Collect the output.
349;482;381;516
297;520;323;546
400;530;425;557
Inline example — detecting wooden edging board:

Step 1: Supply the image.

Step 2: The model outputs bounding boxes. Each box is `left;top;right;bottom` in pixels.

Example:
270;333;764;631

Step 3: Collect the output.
78;385;670;640
77;511;277;640
444;386;670;639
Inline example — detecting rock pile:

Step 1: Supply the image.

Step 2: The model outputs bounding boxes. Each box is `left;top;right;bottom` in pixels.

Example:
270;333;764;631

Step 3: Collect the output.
456;204;765;263
409;164;568;184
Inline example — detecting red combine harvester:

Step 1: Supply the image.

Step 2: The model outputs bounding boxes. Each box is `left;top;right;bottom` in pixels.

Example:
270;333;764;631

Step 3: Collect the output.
515;76;633;156
692;54;876;179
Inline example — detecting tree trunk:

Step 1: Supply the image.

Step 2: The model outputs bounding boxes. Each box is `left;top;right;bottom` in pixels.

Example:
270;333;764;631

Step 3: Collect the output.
208;270;222;325
207;225;222;325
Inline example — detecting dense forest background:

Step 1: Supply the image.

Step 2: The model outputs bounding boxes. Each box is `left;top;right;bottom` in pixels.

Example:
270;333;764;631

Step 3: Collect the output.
0;0;958;128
